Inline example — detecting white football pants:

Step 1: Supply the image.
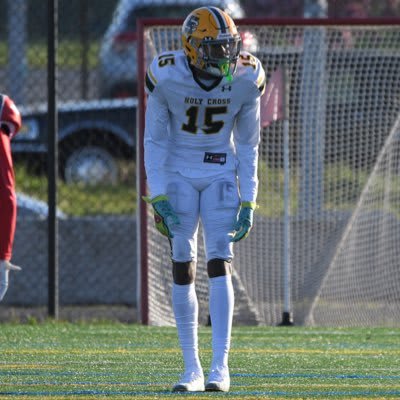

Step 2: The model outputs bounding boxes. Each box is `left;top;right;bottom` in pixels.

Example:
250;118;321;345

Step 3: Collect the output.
166;171;240;262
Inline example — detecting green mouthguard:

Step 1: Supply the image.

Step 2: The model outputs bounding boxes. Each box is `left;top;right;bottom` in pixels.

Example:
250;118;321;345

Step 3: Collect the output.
220;61;233;82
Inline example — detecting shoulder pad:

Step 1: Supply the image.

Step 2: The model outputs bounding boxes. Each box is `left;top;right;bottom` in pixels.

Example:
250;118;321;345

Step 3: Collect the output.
145;51;182;93
237;52;266;95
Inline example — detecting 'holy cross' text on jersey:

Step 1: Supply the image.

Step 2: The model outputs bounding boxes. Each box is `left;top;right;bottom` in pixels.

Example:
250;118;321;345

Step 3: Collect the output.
185;97;231;105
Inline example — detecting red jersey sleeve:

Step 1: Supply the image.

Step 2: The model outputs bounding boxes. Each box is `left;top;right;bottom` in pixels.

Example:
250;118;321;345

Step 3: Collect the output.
0;129;16;260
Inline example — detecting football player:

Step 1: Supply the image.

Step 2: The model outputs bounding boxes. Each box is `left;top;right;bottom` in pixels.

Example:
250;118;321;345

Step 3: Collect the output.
144;6;265;393
0;94;22;301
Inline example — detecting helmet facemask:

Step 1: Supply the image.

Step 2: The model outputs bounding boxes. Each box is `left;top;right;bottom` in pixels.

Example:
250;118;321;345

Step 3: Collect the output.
199;36;241;81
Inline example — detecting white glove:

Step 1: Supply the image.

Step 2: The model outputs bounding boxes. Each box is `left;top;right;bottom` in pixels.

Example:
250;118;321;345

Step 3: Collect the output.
0;260;21;301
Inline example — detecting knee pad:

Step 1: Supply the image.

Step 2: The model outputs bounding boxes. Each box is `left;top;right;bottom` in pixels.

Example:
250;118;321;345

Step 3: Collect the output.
172;261;196;285
207;258;232;278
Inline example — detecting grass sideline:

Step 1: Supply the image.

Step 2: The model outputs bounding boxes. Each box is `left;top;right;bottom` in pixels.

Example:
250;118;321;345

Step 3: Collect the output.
1;322;400;399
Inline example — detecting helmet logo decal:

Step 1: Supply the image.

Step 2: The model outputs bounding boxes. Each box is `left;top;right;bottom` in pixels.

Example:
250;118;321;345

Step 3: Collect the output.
184;15;199;35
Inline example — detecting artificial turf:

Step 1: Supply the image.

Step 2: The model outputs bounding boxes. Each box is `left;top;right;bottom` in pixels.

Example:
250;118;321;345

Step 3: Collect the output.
1;322;399;399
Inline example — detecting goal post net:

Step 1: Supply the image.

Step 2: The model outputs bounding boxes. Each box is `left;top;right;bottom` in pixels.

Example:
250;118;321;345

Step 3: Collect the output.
137;18;400;327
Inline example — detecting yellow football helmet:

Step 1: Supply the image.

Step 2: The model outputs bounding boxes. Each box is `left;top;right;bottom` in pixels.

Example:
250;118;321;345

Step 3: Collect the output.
182;7;241;81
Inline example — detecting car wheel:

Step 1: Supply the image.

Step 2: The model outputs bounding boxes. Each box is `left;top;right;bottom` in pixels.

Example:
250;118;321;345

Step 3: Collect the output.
64;146;118;185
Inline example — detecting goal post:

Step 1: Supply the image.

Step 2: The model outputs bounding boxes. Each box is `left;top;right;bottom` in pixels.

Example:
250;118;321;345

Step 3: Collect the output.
137;18;400;327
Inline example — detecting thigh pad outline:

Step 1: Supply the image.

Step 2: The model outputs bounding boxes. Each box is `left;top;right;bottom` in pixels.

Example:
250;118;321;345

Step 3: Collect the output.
167;180;198;214
204;178;240;211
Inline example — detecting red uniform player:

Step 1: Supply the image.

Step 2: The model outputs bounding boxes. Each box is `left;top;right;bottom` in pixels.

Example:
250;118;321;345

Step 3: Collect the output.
0;94;22;301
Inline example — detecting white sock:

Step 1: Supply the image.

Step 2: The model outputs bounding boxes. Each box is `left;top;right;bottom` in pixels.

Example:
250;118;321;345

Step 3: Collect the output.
172;283;202;373
209;275;234;369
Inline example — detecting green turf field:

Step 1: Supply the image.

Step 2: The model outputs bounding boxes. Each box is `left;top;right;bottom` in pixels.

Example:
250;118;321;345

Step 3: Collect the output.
0;322;399;399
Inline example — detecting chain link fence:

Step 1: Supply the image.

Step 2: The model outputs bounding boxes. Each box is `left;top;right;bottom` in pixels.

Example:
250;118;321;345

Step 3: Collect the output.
1;0;138;321
1;0;399;322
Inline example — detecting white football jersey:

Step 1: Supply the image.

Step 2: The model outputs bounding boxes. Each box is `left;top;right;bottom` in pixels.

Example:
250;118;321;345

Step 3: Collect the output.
144;49;266;202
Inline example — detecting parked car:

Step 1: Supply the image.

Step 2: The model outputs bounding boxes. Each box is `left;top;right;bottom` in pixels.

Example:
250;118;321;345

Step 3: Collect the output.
13;98;137;185
17;193;66;219
98;0;256;98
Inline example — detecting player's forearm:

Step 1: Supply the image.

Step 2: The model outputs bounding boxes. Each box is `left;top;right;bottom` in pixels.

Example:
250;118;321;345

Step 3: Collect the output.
238;171;258;203
144;138;168;198
236;144;259;203
234;101;261;203
144;92;171;197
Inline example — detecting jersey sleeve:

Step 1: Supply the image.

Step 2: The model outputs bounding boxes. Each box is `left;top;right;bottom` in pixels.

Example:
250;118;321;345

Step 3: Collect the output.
244;52;266;98
144;57;158;95
233;97;261;203
233;54;266;203
143;56;170;198
0;129;16;261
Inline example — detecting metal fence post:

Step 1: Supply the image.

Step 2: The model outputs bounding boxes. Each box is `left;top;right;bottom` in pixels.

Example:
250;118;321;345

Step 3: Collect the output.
48;0;59;319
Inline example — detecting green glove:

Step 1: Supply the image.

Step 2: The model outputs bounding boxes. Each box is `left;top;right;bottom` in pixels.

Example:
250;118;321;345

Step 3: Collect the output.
144;195;180;238
231;202;256;243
